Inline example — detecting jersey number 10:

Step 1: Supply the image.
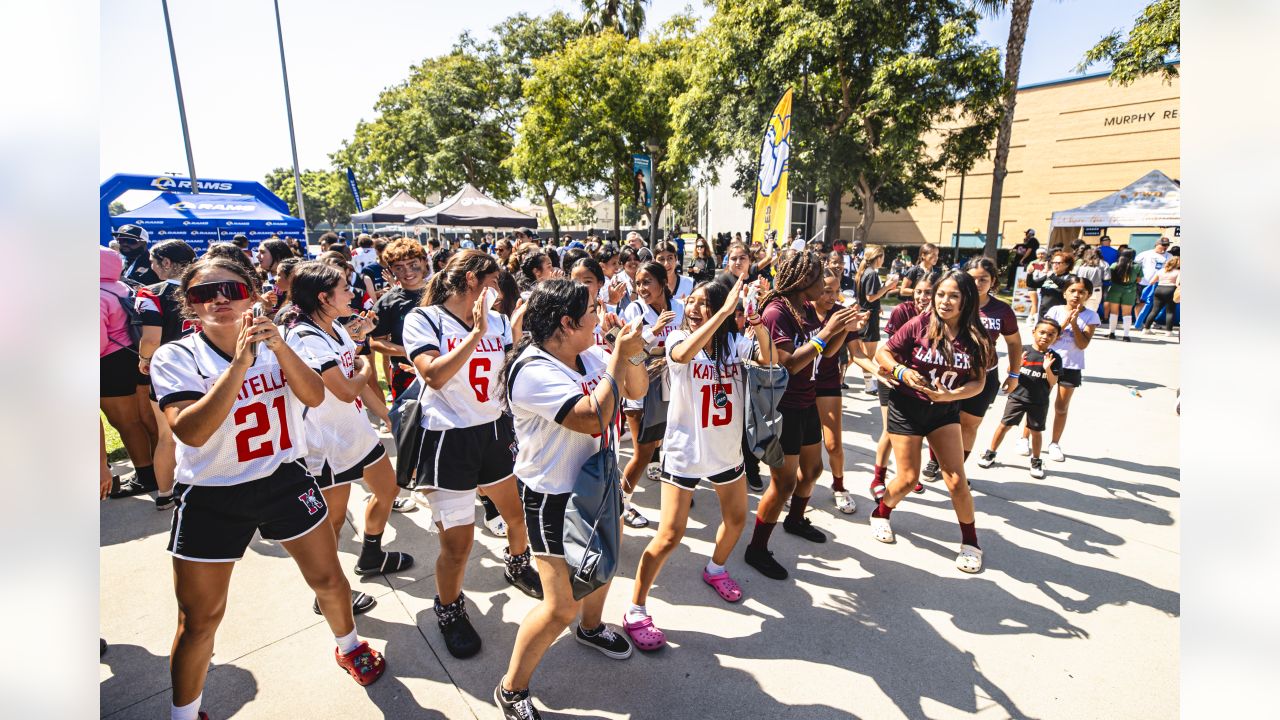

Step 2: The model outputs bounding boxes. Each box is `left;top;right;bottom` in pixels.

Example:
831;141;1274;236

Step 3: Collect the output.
699;384;733;428
234;396;293;462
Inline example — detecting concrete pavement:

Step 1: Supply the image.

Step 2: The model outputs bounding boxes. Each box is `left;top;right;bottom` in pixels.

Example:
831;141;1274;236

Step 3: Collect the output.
100;328;1180;719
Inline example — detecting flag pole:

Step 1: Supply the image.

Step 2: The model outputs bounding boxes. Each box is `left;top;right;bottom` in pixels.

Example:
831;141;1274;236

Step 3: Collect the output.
273;0;308;231
161;0;199;194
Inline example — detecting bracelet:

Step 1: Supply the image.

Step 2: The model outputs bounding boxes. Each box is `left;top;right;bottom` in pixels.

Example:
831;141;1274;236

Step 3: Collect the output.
139;354;152;362
894;364;907;381
809;339;825;354
1007;372;1019;380
811;336;828;351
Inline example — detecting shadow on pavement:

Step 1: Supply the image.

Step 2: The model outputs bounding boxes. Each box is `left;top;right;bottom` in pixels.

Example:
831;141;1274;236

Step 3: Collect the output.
101;642;258;719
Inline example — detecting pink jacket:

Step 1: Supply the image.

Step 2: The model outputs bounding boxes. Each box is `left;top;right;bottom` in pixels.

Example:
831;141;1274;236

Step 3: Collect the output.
100;247;133;358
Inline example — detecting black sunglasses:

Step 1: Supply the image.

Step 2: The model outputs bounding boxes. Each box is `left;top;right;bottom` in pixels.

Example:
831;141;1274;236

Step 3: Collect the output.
186;280;252;304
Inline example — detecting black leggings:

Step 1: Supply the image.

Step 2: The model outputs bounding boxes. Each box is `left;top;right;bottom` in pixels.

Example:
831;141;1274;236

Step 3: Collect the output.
1144;285;1178;331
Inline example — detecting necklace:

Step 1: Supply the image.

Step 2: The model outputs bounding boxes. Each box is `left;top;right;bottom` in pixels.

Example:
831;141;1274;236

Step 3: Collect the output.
704;341;729;408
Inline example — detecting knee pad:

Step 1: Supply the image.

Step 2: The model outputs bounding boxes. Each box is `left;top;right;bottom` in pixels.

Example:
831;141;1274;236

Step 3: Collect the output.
423;488;478;531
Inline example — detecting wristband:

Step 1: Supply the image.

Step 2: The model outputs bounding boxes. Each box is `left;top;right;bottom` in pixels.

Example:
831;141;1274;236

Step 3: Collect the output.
894;364;907;382
811;336;828;351
809;339;825;354
1007;372;1019;380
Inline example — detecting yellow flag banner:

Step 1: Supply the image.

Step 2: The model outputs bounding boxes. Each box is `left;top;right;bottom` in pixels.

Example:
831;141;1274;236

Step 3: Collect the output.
751;88;793;247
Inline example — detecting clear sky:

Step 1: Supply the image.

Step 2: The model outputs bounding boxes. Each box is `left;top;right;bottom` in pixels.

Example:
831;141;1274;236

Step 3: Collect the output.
101;0;1156;204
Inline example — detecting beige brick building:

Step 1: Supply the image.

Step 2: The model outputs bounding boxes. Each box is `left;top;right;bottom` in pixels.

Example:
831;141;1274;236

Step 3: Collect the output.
837;66;1180;250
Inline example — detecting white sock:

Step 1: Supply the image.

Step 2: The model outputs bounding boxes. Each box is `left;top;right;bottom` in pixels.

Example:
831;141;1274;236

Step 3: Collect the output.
171;694;202;720
1123;316;1133;337
1108;315;1118;334
335;628;360;655
626;603;648;621
705;560;726;576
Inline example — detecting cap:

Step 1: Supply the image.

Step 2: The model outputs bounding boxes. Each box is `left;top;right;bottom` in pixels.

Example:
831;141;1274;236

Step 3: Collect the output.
112;224;149;244
568;240;585;249
1026;228;1036;236
1156;237;1171;246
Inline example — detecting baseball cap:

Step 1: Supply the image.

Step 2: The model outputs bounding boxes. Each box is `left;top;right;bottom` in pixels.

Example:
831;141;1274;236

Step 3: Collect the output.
1025;228;1036;236
112;224;149;244
568;240;585;249
1156;237;1170;246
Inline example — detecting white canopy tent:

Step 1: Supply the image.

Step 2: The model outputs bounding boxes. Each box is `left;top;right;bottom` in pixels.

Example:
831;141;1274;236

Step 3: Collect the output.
1050;169;1180;229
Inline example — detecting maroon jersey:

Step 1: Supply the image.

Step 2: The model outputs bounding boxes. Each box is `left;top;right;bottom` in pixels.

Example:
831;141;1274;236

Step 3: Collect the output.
761;297;822;409
816;304;846;390
884;301;920;337
978;296;1018;371
884;313;977;402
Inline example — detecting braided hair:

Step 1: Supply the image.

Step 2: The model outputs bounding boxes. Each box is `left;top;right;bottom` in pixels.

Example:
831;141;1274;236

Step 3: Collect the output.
757;249;823;317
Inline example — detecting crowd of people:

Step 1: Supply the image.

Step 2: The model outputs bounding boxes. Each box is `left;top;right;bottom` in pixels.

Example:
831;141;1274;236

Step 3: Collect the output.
98;222;1175;720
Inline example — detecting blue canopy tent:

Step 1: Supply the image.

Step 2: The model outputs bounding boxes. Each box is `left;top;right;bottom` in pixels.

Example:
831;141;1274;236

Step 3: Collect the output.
110;193;305;253
101;174;305;253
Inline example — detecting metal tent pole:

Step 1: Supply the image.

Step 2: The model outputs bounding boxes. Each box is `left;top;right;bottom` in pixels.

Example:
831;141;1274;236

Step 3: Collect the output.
161;0;199;193
272;0;308;230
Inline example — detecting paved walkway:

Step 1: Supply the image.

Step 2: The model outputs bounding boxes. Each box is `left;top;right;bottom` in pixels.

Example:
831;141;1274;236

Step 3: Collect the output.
100;329;1180;719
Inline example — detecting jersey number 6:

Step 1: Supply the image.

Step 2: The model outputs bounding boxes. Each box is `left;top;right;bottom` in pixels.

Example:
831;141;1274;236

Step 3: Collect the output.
234;396;294;462
469;357;491;403
699;384;733;428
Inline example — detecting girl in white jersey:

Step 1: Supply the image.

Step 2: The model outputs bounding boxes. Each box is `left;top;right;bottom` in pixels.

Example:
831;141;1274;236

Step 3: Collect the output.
495;279;649;720
281;261;414;618
657;241;695;301
624;273;776;650
402;250;542;660
150;258;385;720
619;261;684;528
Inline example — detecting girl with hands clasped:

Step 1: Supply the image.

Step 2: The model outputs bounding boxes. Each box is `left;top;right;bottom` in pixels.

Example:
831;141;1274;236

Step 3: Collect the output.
624;273;776;651
150;258;385;720
281;261;413;619
873;270;995;574
1024;275;1099;463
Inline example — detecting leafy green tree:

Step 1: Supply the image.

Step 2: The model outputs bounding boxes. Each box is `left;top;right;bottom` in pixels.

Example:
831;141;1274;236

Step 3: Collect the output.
108;201;126;216
978;0;1035;258
556;200;599;227
263;168;357;231
1076;0;1179;86
581;0;648;39
676;0;1004;244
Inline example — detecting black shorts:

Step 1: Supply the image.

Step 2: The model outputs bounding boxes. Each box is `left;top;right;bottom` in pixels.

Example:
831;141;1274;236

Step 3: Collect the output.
1000;395;1049;432
624;408;667;444
859;313;882;343
816;386;842;398
661;463;744;491
316;443;387;489
959;368;1001;417
877;382;893;407
100;347;144;398
1058;368;1083;388
887;391;960;437
518;480;623;558
779;405;821;455
167;460;327;562
414;416;516;491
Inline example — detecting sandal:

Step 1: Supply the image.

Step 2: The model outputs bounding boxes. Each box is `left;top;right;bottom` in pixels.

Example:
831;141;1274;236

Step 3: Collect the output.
702;569;743;603
335;640;386;686
622;615;666;651
622;507;650;529
353;551;415;576
314;591;376;616
870;516;895;544
956;544;983;574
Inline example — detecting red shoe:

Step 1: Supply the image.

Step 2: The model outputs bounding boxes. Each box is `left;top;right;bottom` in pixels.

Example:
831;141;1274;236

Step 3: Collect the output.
335;641;386;686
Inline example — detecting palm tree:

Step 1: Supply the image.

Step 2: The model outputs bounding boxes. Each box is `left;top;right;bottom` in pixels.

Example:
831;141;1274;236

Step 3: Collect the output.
581;0;648;39
978;0;1034;259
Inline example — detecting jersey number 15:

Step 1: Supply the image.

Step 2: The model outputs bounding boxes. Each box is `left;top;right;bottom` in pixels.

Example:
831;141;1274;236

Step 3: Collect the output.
699;384;733;428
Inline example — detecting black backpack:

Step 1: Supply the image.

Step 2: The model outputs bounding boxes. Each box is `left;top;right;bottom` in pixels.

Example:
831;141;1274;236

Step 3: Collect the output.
102;287;144;352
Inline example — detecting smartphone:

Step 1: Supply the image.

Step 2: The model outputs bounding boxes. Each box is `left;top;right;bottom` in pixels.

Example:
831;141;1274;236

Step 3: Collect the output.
745;286;760;317
250;304;265;357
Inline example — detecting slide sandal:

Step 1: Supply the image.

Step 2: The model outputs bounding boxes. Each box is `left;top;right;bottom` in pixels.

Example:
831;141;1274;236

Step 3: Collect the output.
354;551;415;576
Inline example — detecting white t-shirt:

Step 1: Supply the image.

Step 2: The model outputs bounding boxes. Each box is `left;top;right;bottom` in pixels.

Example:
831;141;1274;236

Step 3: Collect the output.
509;344;612;494
1135;249;1170;285
661;329;756;478
621;299;685;353
151;333;308;487
1045;305;1101;371
403;305;512;430
672;275;694;301
284;318;379;475
352;247;379;273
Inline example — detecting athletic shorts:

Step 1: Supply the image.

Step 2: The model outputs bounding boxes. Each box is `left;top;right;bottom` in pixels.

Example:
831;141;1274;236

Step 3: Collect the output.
624;408;667;444
877;381;893;407
518;480;623;558
316;443;386;490
1000;395;1049;432
959;368;1001;417
1058;368;1083;388
779;405;821;455
413;416;516;491
100;347;144;398
859;313;882;343
886;391;960;437
816;386;842;398
167;460;327;562
661;463;744;491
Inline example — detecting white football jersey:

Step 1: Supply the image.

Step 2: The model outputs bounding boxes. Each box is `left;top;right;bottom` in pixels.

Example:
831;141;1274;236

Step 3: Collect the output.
151;333;308;487
661;329;756;478
621;299;685;353
672;274;694;301
403;305;512;430
283;318;379;476
509;344;613;495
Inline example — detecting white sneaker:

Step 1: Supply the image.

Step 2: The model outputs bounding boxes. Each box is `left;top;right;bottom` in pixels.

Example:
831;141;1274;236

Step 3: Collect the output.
1015;437;1031;456
1047;443;1066;462
1143;327;1155;335
484;513;508;537
833;490;856;515
391;496;416;513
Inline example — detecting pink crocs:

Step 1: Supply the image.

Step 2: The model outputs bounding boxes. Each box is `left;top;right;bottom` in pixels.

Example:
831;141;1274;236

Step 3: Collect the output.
622;614;667;651
702;568;743;603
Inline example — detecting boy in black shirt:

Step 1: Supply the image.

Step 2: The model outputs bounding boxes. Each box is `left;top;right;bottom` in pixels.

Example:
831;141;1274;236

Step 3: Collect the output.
976;318;1063;478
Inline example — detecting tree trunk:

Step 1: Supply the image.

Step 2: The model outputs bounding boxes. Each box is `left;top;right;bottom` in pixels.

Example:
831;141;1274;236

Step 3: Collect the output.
611;172;622;242
541;185;560;243
984;0;1034;259
853;176;876;243
823;174;844;246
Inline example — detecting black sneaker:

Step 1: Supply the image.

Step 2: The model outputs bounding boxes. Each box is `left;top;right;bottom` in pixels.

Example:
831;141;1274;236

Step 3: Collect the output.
1107;331;1116;339
976;450;997;469
435;593;482;659
783;516;827;543
109;475;153;498
921;459;940;480
495;683;542;720
1122;335;1131;342
504;547;543;599
743;546;788;580
314;590;376;616
1029;457;1046;479
746;474;764;492
155;493;176;511
574;623;633;659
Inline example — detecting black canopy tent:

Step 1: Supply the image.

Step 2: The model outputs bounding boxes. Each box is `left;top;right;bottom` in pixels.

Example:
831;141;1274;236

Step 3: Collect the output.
406;184;537;228
349;190;429;225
